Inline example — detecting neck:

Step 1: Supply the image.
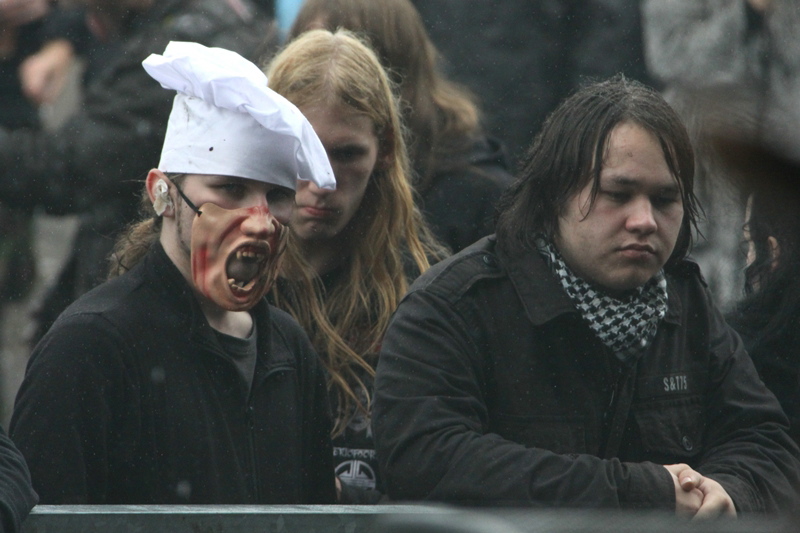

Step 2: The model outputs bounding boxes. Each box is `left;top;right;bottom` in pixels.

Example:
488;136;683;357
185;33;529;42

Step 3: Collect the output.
298;236;350;276
198;299;254;339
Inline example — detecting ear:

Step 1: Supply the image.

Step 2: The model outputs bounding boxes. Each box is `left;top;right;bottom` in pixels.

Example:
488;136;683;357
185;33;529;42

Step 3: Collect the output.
145;169;175;217
375;151;393;172
375;132;395;171
768;236;780;271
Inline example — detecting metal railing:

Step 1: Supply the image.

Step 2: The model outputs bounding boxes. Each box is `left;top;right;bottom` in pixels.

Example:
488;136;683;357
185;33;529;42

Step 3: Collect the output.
20;504;796;533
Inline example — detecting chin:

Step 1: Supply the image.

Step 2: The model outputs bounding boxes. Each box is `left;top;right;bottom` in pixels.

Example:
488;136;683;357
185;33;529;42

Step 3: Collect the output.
610;273;658;292
294;222;336;242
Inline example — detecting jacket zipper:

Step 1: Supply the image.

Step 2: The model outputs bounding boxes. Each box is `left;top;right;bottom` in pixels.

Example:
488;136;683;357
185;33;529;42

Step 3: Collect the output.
245;365;292;502
603;365;626;457
245;403;259;502
604;365;624;426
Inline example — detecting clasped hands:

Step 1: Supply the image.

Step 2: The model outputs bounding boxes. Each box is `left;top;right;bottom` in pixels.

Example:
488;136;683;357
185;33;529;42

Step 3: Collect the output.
664;463;736;519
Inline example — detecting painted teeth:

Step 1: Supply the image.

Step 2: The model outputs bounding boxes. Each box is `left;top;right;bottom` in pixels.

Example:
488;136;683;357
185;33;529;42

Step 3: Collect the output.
236;250;264;260
228;278;248;290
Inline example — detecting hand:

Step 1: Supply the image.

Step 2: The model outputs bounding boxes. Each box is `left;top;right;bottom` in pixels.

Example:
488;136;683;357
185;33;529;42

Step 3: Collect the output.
664;464;737;519
19;39;75;105
681;473;737;520
0;0;50;28
664;464;703;518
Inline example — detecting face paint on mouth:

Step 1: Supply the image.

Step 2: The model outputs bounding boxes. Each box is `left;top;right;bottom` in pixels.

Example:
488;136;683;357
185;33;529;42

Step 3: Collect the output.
190;202;286;311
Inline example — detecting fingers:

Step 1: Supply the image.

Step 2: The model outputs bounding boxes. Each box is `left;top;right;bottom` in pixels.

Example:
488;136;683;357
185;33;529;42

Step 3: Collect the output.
664;465;702;517
664;463;702;491
691;477;737;521
663;465;736;520
678;468;702;491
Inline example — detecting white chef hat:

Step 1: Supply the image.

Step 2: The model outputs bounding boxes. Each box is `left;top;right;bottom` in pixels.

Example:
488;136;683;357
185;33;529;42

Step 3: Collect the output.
142;41;335;191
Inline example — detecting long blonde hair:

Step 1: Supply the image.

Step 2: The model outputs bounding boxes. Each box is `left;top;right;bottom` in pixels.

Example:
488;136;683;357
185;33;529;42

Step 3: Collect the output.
266;29;446;436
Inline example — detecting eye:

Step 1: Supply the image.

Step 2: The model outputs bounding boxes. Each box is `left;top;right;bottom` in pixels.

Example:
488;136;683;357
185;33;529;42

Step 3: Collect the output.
214;182;247;198
652;194;680;209
603;190;629;203
266;187;295;206
329;146;365;163
267;186;295;225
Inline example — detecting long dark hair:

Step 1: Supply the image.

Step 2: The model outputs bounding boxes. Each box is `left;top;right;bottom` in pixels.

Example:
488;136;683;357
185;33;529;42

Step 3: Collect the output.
287;0;480;192
727;147;800;349
495;75;700;266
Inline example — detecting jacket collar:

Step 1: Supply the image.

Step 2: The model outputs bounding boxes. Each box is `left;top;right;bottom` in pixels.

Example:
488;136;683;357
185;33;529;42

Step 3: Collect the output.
497;243;683;327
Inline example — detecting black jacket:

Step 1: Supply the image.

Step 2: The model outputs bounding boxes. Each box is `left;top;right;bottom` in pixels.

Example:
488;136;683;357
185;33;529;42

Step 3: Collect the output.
412;0;654;167
373;236;800;512
419;135;512;254
0;427;37;532
10;243;335;505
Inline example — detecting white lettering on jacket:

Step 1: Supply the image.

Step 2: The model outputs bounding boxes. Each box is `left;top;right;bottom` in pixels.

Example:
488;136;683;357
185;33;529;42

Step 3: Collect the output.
663;375;688;392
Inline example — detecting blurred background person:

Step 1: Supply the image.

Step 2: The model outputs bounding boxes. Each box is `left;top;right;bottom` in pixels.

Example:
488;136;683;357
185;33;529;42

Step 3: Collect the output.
723;141;800;447
411;0;654;170
287;0;514;254
0;0;83;422
0;0;52;307
642;0;800;311
0;0;278;354
266;28;447;503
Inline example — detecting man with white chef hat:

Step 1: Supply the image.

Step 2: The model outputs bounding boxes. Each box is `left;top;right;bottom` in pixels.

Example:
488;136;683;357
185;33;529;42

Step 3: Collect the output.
10;41;338;505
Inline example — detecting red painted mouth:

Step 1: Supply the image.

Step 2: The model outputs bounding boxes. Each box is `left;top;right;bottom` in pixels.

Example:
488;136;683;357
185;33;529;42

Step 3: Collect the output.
226;243;269;294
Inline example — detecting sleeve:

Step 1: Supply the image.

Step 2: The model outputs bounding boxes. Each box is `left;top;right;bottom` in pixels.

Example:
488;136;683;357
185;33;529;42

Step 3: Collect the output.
373;289;674;508
0;52;172;215
0;426;37;533
36;6;90;48
696;295;800;513
9;314;138;504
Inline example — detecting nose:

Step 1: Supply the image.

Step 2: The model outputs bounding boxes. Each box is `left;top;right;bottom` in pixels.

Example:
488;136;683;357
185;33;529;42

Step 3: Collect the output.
304;178;331;196
626;197;657;234
240;206;274;239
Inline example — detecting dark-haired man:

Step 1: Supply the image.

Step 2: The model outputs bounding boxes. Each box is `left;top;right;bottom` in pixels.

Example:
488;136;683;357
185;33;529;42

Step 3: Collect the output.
373;76;800;516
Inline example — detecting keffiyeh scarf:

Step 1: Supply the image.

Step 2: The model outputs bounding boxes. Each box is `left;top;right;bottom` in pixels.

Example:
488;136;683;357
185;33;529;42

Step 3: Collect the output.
536;237;668;362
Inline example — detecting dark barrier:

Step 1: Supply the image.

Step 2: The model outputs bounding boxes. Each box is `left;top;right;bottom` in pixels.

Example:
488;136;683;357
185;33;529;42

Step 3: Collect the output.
21;505;797;533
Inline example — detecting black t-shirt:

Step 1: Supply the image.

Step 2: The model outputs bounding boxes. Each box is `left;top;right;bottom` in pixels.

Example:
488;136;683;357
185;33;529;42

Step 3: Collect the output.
214;322;258;394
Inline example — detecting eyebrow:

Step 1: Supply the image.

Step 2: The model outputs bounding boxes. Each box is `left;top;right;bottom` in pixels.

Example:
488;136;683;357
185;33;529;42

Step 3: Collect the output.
604;175;680;195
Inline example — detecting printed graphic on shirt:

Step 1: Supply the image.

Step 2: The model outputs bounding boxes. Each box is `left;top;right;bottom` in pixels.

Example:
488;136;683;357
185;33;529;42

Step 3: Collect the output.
346;388;372;437
333;447;377;489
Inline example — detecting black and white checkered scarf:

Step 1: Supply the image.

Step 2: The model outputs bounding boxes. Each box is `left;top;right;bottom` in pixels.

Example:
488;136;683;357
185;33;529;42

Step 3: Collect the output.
536;237;668;362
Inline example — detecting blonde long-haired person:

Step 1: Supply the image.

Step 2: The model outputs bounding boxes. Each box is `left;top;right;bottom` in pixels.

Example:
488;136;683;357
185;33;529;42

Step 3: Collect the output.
265;29;446;503
288;0;514;254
